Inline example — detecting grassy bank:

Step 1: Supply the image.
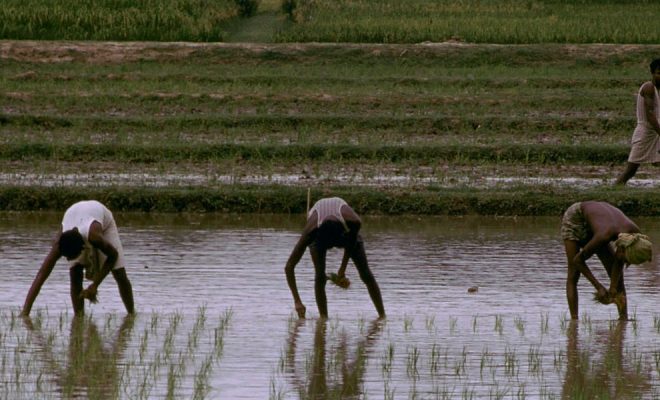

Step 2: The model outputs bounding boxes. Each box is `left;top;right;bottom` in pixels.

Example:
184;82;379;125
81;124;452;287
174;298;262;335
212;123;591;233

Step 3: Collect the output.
0;142;629;164
1;185;659;216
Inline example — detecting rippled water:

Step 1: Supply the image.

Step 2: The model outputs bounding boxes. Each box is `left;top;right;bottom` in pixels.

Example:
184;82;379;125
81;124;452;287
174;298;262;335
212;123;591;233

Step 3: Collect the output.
1;212;660;398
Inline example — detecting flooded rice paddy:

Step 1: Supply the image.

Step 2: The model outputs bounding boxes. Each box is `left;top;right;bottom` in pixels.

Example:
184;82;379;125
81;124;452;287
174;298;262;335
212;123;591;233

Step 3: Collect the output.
1;212;660;399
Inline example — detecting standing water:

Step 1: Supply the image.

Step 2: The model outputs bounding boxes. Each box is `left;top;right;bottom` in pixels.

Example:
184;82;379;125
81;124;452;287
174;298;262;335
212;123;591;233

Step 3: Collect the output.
1;212;659;399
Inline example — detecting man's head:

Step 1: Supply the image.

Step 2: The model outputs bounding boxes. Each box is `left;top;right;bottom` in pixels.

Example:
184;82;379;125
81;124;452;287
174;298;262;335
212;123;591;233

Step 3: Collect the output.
650;59;660;87
650;58;660;74
614;233;653;266
59;229;85;260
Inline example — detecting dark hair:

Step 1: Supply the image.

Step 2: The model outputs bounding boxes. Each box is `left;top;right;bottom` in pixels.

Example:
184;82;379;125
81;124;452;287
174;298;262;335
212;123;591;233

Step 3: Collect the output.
650;58;660;73
59;229;85;259
311;221;348;250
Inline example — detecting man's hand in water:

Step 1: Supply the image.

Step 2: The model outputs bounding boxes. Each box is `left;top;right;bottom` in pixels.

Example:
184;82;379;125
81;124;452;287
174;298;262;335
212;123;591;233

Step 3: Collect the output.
593;285;610;304
327;272;351;289
295;302;306;319
81;285;99;304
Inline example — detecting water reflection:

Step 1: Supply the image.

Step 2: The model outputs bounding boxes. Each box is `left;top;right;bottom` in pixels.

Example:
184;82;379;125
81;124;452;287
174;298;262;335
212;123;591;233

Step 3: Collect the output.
562;321;651;399
286;318;383;399
23;314;135;399
2;213;660;397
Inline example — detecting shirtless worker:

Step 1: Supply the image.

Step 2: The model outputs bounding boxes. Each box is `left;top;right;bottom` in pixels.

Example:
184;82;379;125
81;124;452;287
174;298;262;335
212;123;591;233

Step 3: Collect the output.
561;201;653;320
21;200;135;316
615;58;660;185
284;197;385;319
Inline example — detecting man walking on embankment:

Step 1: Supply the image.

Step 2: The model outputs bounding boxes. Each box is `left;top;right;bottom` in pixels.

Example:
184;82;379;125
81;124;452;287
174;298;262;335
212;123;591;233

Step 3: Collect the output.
615;58;660;185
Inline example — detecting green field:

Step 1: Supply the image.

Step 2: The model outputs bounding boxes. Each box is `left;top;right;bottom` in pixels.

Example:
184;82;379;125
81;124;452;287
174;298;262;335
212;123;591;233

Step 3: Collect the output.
2;41;659;215
277;0;660;44
1;1;659;215
2;0;660;43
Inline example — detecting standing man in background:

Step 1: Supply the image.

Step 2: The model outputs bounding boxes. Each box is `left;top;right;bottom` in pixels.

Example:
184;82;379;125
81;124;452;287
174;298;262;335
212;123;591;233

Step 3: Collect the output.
615;58;660;185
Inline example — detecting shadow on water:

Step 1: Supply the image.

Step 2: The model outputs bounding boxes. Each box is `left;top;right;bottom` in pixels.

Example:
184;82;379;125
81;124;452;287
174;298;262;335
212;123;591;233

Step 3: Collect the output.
285;318;384;399
562;320;651;399
23;314;135;399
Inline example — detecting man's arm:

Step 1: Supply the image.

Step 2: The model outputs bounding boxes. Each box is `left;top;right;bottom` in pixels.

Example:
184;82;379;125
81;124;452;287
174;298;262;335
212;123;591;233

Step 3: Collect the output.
338;226;359;277
572;235;610;294
641;82;660;136
22;231;62;316
285;219;315;318
338;250;350;277
81;221;118;301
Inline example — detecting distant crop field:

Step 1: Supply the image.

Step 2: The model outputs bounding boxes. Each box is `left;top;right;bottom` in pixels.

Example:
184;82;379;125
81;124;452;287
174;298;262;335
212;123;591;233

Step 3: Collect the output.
277;0;660;44
2;0;660;44
0;0;238;41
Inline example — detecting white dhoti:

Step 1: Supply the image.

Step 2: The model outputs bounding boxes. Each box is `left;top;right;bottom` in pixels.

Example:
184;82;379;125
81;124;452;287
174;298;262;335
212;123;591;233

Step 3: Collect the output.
628;125;660;164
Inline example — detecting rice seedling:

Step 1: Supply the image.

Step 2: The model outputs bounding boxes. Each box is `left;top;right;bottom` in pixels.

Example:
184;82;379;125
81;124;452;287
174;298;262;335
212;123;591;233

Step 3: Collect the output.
429;343;443;375
479;348;492;380
581;313;593;334
494;315;503;335
0;308;232;400
424;315;435;334
383;381;395;400
449;316;458;335
461;388;476;399
527;345;542;377
453;346;467;377
381;342;395;377
503;346;518;377
269;377;285;400
406;345;420;378
403;314;414;333
490;384;509;400
559;315;568;334
513;316;525;336
540;312;549;335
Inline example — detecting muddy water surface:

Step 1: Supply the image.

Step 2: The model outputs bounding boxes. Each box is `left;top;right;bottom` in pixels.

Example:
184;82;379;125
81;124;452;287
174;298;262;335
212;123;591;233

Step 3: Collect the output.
1;212;660;398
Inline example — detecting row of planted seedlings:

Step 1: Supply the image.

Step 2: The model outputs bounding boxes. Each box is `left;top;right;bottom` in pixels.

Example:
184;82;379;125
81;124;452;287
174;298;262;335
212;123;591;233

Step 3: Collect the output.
3;307;660;399
269;311;660;399
0;306;232;399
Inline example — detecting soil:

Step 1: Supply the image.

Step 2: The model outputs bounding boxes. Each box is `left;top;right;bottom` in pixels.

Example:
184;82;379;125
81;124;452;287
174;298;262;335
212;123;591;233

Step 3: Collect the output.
1;40;652;64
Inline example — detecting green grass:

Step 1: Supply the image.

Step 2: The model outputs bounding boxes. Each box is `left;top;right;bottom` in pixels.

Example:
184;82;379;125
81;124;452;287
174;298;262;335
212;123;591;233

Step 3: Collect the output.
0;0;239;41
277;0;660;44
4;0;659;44
1;184;659;215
